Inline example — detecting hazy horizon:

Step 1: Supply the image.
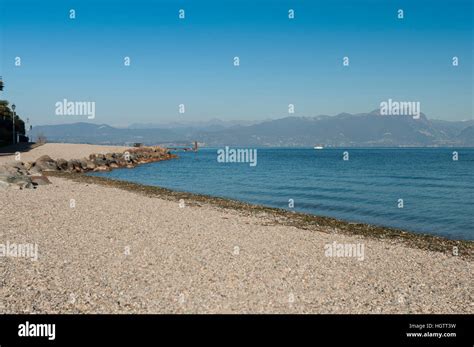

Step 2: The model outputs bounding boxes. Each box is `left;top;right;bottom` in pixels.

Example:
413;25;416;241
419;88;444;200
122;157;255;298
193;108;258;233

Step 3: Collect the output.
30;110;474;128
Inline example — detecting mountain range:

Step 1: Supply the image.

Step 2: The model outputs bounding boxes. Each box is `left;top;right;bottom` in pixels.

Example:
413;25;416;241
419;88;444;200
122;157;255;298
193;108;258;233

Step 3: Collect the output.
30;111;474;147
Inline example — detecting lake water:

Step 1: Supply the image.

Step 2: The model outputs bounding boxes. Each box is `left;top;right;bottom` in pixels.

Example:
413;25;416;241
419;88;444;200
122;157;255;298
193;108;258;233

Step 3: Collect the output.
90;148;474;240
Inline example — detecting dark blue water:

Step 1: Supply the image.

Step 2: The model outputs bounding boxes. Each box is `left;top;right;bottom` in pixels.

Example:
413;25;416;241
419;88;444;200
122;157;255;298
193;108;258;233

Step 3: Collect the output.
90;148;474;240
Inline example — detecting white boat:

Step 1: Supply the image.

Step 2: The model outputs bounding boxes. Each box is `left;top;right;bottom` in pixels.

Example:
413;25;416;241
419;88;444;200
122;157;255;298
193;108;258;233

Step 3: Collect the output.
314;145;324;149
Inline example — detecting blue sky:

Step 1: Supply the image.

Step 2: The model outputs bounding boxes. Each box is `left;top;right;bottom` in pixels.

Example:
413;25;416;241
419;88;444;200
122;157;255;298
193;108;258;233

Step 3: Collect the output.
0;0;472;126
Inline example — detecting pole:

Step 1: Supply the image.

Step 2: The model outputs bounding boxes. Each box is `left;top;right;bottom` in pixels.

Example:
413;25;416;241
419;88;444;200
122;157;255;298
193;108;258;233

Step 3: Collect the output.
11;104;16;145
12;110;15;145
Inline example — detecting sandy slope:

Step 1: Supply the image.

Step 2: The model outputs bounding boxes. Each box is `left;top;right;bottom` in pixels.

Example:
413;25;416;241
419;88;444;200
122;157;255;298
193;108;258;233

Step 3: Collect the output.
0;174;472;313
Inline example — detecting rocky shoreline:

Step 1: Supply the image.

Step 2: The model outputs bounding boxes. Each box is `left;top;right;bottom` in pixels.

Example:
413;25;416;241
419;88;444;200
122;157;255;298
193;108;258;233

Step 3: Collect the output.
0;146;176;190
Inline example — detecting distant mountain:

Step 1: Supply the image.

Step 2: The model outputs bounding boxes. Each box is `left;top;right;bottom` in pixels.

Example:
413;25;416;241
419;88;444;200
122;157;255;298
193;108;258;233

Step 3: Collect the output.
128;119;260;131
195;112;473;147
456;126;474;146
30;122;181;145
30;112;474;147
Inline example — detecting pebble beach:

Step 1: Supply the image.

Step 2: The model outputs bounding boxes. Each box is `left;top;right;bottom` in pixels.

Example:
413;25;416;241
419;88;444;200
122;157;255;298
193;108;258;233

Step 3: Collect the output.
0;144;472;313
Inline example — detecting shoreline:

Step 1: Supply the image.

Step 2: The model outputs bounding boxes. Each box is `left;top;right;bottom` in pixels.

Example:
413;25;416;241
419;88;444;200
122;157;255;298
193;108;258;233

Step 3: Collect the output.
1;143;472;313
3;143;472;258
47;171;474;261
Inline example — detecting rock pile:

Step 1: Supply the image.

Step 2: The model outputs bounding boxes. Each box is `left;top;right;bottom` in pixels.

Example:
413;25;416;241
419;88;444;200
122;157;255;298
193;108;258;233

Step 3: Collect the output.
0;146;176;190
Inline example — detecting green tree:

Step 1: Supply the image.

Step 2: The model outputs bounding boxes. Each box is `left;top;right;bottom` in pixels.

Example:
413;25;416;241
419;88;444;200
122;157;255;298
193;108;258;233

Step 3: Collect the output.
0;97;26;145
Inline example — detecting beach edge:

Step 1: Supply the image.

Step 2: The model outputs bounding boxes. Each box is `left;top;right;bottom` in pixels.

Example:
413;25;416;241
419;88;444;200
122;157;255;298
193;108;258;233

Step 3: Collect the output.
46;171;474;261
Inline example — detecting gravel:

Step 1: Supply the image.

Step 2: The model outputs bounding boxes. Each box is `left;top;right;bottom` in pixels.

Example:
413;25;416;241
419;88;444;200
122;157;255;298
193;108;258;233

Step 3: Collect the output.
0;176;472;313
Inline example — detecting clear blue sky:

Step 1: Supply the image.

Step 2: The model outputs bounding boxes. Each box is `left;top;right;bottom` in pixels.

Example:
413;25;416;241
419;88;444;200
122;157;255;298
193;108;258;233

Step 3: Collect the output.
0;0;472;126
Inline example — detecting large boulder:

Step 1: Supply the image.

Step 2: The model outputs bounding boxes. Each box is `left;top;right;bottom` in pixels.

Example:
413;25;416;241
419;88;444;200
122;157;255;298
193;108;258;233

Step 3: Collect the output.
56;159;68;171
66;160;77;172
92;156;107;166
11;162;29;175
24;162;33;171
78;159;89;170
0;173;34;189
105;153;117;162
67;159;84;173
0;163;29;176
33;155;58;172
93;165;110;172
85;159;96;170
30;175;51;186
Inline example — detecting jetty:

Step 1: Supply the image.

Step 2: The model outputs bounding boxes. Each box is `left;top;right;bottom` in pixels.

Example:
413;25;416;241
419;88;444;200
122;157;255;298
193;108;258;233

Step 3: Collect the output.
166;141;198;152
